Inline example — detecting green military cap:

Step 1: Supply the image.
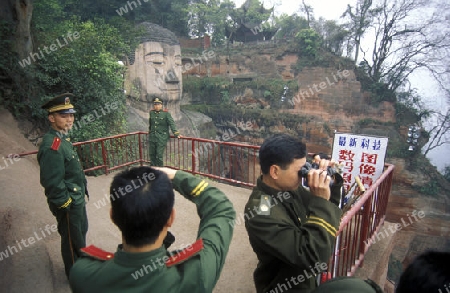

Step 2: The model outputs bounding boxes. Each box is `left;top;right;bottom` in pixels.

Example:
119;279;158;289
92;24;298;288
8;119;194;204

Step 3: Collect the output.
153;97;163;104
312;277;383;293
42;93;76;114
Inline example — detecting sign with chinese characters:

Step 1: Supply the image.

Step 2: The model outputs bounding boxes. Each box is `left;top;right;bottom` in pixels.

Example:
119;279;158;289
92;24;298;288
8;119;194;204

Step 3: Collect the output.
331;133;388;192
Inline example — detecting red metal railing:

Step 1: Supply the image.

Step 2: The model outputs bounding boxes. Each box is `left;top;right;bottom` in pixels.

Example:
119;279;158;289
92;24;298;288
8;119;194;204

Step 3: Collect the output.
17;132;393;277
326;163;395;278
164;136;260;187
17;132;260;186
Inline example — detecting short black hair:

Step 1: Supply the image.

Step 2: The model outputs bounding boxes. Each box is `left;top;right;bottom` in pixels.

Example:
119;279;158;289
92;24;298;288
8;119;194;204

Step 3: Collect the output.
319;152;330;160
396;250;450;293
109;166;174;247
259;134;307;174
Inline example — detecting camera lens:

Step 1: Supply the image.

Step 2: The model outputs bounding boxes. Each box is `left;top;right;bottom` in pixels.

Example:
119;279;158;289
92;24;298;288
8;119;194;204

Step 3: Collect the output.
299;163;311;178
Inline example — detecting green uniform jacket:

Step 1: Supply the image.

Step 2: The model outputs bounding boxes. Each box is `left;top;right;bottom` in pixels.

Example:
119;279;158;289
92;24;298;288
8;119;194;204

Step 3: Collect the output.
69;171;236;293
245;177;343;293
37;128;86;210
149;109;179;143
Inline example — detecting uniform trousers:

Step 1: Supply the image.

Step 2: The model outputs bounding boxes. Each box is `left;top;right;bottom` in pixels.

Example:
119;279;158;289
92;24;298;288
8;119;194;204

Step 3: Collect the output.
51;202;88;277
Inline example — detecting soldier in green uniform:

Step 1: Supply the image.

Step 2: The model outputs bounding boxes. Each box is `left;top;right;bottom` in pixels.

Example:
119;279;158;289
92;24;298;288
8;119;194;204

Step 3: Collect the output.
148;97;181;166
69;166;236;293
244;134;343;293
37;93;88;278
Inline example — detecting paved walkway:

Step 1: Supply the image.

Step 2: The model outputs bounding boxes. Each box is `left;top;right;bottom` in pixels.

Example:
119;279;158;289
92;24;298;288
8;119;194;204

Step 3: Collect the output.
0;157;256;293
0;107;257;292
0;157;257;292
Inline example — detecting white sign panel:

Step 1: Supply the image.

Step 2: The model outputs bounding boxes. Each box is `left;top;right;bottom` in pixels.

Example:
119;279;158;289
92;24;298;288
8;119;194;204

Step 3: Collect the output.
331;133;388;193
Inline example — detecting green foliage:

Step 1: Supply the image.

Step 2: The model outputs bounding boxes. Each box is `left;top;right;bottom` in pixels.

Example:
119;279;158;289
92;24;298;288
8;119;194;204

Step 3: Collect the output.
183;76;231;104
186;0;278;45
274;14;309;39
183;76;299;108
386;139;411;159
35;0;191;37
354;62;397;104
0;20;14;72
387;255;403;284
322;123;331;135
395;91;430;121
231;0;273;27
293;29;344;70
182;104;309;138
187;0;235;44
295;29;321;58
444;166;450;182
27;2;129;141
312;18;349;55
221;90;230;104
354;119;411;159
357;118;377;128
418;180;440;197
263;90;272;99
0;19;36;113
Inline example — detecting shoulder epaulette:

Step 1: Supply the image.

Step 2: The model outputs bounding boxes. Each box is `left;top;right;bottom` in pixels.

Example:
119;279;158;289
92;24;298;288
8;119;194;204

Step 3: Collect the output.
166;238;204;267
81;245;114;261
258;194;272;216
50;137;61;151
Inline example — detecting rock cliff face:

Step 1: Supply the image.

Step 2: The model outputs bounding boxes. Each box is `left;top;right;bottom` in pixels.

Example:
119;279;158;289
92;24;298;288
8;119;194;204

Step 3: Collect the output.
182;42;396;153
125;30;397;152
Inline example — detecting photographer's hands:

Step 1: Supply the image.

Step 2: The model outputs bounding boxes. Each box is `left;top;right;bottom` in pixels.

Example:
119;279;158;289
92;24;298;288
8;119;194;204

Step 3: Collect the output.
307;159;332;201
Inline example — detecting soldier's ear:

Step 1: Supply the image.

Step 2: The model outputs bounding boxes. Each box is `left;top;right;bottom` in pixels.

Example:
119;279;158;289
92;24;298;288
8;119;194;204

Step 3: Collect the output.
166;208;175;228
110;208;117;226
269;165;280;180
48;113;56;123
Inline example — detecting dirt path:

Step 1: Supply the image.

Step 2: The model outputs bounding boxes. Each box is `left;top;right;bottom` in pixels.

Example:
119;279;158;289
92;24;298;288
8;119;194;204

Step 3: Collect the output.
0;107;257;292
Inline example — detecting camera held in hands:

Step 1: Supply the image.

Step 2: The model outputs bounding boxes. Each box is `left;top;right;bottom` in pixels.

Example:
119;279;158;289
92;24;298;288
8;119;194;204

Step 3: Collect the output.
298;162;343;187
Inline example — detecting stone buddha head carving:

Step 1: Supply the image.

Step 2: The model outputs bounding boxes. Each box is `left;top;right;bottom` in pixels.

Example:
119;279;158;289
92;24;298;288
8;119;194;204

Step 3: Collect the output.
125;22;182;119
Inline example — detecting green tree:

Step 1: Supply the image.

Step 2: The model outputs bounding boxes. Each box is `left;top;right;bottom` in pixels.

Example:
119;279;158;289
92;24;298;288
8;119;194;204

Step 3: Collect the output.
312;17;349;55
423;108;450;157
300;0;314;28
358;0;449;93
273;14;309;40
444;166;450;182
186;0;235;45
341;0;381;63
295;28;321;58
30;12;128;140
225;0;276;42
39;0;191;37
233;0;273;28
